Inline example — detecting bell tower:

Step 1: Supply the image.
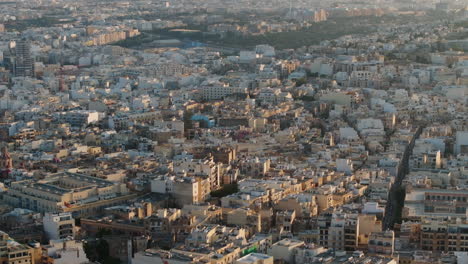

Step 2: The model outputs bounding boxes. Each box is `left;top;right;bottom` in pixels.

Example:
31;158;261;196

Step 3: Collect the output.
1;147;13;177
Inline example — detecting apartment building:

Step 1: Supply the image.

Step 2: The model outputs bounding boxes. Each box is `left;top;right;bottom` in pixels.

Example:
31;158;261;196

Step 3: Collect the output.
318;211;359;251
202;86;247;101
420;220;468;252
239;158;271;177
274;193;318;218
455;131;468;155
151;174;210;205
56;110;100;127
236;253;273;264
276;210;296;234
43;212;75;240
3;172;132;217
267;239;304;264
0;231;40;264
368;230;395;256
410;150;443;170
404;188;468;218
173;157;222;190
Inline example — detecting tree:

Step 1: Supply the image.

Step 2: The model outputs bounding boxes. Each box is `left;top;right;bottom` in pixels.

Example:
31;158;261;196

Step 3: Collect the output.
295;77;307;87
298;95;315;102
210;183;239;198
96;228;112;238
415;55;430;64
385;52;397;61
84;239;122;264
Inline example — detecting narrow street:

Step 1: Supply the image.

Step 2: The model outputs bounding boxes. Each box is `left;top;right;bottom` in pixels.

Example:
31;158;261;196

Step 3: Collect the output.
382;125;424;230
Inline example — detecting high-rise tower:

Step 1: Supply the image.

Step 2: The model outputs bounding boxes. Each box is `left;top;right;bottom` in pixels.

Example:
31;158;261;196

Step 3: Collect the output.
11;39;34;77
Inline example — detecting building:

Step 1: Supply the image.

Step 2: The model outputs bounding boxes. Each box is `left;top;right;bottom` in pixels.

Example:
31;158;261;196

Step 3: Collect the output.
151;175;210;205
336;159;354;174
378;157;400;177
274;193;318;218
239;51;257;63
201;85;247;101
310;250;397;264
316;209;383;252
3;172;133;217
410;150;443;170
235;253;273;264
43;239;89;264
0;230;40;264
239;158;271;177
435;2;449;12
320;92;352;107
10;39;34;77
80;218;146;237
43;212;75;240
56;110;100;127
420;220;468;252
368;230;395;256
267;239;304;264
327;213;359;251
185;225;218;247
404;188;468;218
455;131;468;155
276;210;296;234
226;208;261;230
146;209;194;248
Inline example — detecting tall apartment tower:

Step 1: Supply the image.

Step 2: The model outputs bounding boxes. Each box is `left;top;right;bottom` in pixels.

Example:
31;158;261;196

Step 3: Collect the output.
11;39;34;77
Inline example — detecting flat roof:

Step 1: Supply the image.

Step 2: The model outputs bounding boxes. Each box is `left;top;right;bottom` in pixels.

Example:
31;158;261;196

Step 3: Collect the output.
237;253;271;262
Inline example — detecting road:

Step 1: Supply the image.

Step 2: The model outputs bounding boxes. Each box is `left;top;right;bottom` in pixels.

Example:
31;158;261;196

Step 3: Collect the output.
382;125;424;230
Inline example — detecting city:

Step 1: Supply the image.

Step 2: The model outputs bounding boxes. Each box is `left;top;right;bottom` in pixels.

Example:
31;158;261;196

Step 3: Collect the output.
0;0;467;263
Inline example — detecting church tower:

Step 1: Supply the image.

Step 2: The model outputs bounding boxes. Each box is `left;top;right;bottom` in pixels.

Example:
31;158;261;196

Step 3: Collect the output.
1;147;13;177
